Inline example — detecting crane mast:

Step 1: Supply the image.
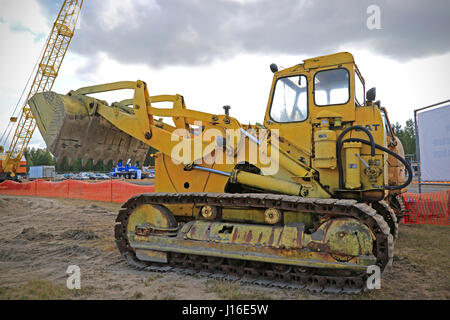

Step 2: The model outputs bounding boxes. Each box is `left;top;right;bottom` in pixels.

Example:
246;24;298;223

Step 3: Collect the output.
0;0;83;179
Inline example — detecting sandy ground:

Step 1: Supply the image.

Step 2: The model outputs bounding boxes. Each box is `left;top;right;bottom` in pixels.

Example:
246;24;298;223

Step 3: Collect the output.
0;195;448;300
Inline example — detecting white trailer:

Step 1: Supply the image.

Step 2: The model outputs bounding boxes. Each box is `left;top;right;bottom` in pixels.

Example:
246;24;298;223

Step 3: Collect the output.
28;166;56;179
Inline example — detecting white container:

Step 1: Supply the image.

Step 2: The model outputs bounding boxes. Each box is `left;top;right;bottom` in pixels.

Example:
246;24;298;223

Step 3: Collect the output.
29;166;56;179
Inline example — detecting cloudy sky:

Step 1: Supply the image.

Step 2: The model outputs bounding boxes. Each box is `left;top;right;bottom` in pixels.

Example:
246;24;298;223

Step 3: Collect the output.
0;0;449;150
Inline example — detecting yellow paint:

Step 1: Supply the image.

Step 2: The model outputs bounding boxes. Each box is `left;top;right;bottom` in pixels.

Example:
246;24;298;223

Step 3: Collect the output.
344;142;362;189
313;119;337;169
127;204;172;234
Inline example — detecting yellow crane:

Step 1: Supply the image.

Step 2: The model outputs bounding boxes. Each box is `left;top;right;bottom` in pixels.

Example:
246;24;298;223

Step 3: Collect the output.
0;0;83;180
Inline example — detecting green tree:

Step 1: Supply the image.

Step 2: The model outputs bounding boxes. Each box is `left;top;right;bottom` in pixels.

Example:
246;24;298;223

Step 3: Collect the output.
84;159;94;172
57;157;71;173
144;147;158;166
393;119;416;157
24;148;55;169
104;160;114;172
93;159;104;172
72;159;83;172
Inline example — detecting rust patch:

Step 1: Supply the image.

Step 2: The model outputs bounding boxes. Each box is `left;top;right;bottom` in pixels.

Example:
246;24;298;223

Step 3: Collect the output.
257;232;263;245
296;229;302;247
276;230;282;247
232;228;239;243
245;230;253;243
268;228;275;246
307;242;330;252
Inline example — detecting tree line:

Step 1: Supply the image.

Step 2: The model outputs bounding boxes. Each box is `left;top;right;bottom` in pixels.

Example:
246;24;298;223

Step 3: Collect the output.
392;118;416;158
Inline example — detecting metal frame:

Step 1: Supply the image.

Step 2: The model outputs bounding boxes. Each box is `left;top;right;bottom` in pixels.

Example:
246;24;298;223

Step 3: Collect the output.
414;99;450;193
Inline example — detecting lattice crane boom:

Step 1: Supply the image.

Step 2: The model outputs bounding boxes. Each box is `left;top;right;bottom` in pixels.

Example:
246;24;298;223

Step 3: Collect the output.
1;0;83;178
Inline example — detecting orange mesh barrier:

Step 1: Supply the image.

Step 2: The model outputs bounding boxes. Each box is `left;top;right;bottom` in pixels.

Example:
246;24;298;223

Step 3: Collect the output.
84;180;113;202
111;180;156;203
400;190;450;225
67;180;88;200
0;179;154;203
0;180;36;196
2;180;447;225
36;180;69;198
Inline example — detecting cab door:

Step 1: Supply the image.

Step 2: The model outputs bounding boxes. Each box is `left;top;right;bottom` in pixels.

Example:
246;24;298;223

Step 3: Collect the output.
264;73;312;165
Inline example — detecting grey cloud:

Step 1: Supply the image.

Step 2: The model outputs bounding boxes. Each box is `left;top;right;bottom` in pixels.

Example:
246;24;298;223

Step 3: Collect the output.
38;0;450;68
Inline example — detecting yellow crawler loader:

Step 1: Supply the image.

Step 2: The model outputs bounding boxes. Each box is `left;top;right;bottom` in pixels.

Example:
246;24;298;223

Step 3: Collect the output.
29;52;411;293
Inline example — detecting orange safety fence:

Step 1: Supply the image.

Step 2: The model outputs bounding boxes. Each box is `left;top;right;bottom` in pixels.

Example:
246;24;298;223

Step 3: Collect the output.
0;179;37;196
1;180;448;225
0;179;155;203
112;180;157;203
400;190;450;225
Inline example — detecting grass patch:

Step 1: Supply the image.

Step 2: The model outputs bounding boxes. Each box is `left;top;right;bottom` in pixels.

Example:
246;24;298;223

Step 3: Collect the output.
0;280;95;300
89;237;117;252
363;224;450;300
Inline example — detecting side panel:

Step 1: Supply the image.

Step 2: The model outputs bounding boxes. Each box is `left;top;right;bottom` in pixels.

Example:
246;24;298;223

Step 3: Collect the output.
354;106;386;191
155;153;230;194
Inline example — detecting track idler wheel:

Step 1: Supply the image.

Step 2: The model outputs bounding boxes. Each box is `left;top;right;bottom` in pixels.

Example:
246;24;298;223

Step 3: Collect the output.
200;205;221;220
126;204;177;236
272;264;292;274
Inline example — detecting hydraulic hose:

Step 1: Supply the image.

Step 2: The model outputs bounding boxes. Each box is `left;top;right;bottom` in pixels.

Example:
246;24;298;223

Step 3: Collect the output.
340;137;413;190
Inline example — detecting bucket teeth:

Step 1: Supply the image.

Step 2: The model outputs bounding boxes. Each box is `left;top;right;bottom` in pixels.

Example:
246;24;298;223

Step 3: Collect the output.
28;91;149;165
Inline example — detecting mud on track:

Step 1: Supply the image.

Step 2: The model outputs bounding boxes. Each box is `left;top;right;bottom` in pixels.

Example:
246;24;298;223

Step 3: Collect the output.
0;195;448;300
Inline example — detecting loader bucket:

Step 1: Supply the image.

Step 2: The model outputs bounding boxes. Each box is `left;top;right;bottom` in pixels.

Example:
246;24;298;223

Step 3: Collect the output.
28;91;149;166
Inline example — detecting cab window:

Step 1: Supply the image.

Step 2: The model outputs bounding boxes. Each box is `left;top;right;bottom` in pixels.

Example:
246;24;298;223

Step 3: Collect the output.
355;70;365;106
380;109;393;137
270;75;308;123
314;68;349;106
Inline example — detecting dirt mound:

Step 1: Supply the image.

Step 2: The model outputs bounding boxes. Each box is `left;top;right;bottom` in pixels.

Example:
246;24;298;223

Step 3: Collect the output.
53;245;96;256
60;229;99;240
15;227;54;241
81;204;108;214
0;248;28;262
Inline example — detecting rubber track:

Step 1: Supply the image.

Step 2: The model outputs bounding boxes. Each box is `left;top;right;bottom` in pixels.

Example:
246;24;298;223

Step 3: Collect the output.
114;192;394;294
